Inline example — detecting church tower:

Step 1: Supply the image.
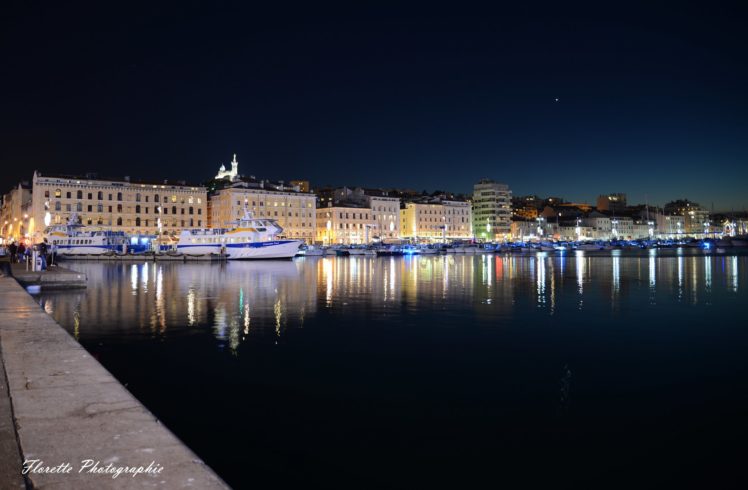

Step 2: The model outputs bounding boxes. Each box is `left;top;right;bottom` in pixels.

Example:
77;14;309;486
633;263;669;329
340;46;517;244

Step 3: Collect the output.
215;153;240;181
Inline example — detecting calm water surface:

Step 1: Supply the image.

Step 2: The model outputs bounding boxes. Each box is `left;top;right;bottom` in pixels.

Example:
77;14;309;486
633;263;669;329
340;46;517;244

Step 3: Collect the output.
38;252;748;489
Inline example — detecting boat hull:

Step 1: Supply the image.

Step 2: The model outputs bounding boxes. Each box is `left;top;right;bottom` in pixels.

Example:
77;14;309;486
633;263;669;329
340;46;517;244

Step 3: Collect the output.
226;240;302;260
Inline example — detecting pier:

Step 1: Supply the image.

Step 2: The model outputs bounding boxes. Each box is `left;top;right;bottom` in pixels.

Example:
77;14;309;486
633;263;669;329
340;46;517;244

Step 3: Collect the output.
10;263;87;289
0;272;228;488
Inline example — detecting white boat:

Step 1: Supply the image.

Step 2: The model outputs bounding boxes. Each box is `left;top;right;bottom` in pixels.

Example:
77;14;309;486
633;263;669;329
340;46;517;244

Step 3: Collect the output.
45;214;130;256
301;246;324;256
176;210;301;260
346;247;368;255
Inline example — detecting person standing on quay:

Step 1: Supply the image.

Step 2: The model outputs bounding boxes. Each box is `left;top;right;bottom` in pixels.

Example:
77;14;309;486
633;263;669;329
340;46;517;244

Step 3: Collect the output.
38;239;48;271
8;241;17;263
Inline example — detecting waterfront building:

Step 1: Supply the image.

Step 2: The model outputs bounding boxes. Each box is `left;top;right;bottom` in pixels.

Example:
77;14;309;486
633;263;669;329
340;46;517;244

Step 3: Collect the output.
209;183;316;242
655;213;687;237
610;216;634;239
472;179;512;240
632;221;652;239
30;171;207;239
510;219;540;241
399;198;472;242
330;187;401;241
316;204;376;244
581;211;613;239
596;193;627;214
663;199;710;234
0;182;32;243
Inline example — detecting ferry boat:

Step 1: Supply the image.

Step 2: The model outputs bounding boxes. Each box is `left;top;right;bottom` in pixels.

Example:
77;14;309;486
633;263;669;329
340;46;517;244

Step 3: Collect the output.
45;214;131;256
176;210;302;260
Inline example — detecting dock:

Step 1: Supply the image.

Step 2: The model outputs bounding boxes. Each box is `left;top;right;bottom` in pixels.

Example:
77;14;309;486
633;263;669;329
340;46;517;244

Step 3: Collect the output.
0;272;228;488
10;263;87;289
55;253;227;262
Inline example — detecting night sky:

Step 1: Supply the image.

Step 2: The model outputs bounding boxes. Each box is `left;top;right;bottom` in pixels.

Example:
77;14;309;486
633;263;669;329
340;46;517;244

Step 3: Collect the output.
2;2;746;209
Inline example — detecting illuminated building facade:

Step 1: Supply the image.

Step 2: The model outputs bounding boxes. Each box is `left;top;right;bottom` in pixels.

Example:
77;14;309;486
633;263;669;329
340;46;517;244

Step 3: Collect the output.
30;172;207;238
316;204;376;244
0;183;32;243
399;200;472;242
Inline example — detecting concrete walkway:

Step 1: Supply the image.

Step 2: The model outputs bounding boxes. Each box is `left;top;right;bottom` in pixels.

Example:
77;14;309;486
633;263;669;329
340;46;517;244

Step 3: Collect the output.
0;334;26;489
0;275;229;489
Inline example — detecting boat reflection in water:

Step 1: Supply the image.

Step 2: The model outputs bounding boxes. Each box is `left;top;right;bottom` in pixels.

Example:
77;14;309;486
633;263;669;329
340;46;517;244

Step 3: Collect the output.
39;253;744;347
36;253;747;489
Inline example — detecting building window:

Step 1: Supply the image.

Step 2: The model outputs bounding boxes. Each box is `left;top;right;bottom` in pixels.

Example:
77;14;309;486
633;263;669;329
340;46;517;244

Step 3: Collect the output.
117;204;122;213
54;201;61;211
136;193;141;202
44;190;50;198
66;192;71;199
54;189;61;198
171;195;177;203
87;193;92;200
117;192;122;201
98;191;103;200
135;217;141;226
136;205;141;213
154;194;159;203
76;203;82;212
116;217;122;226
172;206;176;215
87;205;92;212
97;204;103;212
189;207;193;215
198;209;202;215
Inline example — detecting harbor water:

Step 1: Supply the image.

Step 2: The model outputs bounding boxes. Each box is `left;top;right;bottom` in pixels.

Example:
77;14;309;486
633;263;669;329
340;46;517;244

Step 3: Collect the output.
36;251;748;488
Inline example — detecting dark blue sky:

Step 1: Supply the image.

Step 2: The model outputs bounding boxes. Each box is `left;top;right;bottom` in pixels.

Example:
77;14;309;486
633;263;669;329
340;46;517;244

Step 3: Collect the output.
1;2;746;209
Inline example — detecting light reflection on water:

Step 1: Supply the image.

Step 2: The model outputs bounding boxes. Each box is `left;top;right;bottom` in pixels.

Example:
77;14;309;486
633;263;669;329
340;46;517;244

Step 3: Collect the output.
38;253;746;350
34;253;748;489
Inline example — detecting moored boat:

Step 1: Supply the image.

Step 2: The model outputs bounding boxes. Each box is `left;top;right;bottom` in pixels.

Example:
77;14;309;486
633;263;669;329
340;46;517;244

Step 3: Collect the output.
176;210;302;260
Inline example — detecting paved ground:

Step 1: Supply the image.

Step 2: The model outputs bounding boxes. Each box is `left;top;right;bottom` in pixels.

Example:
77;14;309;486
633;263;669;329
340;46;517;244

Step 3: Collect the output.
0;273;228;489
0;331;27;489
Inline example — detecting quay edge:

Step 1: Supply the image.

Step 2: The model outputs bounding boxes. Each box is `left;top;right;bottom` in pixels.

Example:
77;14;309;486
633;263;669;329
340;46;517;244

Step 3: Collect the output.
0;274;229;489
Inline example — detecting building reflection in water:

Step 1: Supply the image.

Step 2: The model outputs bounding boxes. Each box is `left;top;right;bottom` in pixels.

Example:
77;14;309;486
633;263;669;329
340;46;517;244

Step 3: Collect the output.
36;252;744;352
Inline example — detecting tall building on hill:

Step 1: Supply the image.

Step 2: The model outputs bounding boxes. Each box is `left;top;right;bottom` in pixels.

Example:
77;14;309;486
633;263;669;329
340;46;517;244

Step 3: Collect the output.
596;193;627;213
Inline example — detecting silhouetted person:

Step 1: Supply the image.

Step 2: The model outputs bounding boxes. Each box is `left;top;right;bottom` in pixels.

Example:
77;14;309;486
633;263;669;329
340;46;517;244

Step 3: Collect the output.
8;242;17;263
38;239;49;270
